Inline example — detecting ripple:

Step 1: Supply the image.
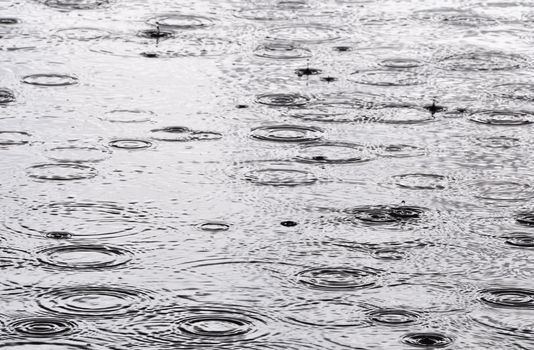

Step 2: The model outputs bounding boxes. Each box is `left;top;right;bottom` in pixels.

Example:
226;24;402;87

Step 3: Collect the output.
470;180;533;201
55;27;110;41
45;145;110;163
198;222;230;232
479;288;534;309
474;135;521;148
295;142;374;164
345;205;428;226
102;109;153;123
393;173;447;190
0;131;31;146
253;42;311;59
414;8;496;26
368;309;421;326
26;164;98;181
502;232;534;248
37;244;132;270
5;201;152;239
267;24;343;43
494;83;534;102
437;51;527;71
109;139;152;150
0;88;15;104
250;125;323;143
0;247;34;268
0;18;20;25
468;110;534;125
8;318;78;337
295;267;380;290
0;341;93;350
379;58;424;69
43;0;110;10
401;332;454;348
255;93;310;107
22;74;78;87
283;300;373;327
350;70;425;86
379;144;426;158
147;13;214;30
37;286;152;317
150;127;222;142
244;168;317;186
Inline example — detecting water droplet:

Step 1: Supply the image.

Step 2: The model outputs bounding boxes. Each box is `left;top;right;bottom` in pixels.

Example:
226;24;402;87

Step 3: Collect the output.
22;74;78;87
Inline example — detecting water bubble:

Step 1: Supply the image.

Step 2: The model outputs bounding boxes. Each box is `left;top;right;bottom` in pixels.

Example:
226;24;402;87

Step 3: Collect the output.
253;42;311;59
244;168;317;186
255;93;310;107
401;332;454;348
0;131;31;146
147;14;214;30
295;142;374;164
37;244;133;270
45;145;110;163
22;74;78;87
37;286;152;317
43;0;110;10
350;70;424;86
198;222;230;232
346;205;427;225
368;309;421;325
295;267;379;290
109;139;152;150
437;51;527;71
151;127;222;142
393;173;447;190
55;27;110;41
502;232;534;248
103;109;154;123
8;318;78;337
468;110;534;125
26;164;98;181
0;88;15;104
250;125;323;143
267;24;344;43
479;288;534;309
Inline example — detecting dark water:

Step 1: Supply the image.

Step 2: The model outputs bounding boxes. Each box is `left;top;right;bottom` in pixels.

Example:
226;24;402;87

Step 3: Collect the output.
1;0;534;349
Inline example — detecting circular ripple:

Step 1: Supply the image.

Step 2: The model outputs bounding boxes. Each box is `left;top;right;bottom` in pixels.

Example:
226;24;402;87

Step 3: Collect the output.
256;93;310;107
267;24;343;43
5;201;152;239
8;318;78;337
401;332;454;348
516;212;534;226
55;27;110;41
109;139;152;150
0;341;93;350
502;232;534;248
470;180;533;201
0;88;15;104
474;136;521;148
0;247;34;268
368;309;421;326
295;142;374;164
253;42;311;59
468;111;534;125
198;222;230;232
147;14;214;30
250;125;323;143
437;51;527;71
346;205;427;225
22;74;78;87
479;288;534;309
244;168;317;186
350;70;424;86
379;144;426;158
26;164;97;181
0;131;30;145
151;127;222;142
295;267;379;290
393;173;447;190
103;109;153;123
37;245;132;270
494;83;534;102
37;286;151;317
43;0;110;10
46;146;110;163
379;58;424;69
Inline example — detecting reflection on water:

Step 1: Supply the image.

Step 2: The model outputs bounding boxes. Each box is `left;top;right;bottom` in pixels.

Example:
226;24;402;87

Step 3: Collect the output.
1;0;534;349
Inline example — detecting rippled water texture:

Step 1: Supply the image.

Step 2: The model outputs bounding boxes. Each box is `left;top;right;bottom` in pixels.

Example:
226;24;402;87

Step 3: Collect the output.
2;0;534;349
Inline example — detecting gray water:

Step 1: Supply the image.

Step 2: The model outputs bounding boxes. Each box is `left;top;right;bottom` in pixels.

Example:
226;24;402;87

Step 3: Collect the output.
0;0;534;349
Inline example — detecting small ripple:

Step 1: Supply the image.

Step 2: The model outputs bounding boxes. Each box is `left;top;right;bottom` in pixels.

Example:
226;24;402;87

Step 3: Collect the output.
468;110;534;125
401;332;454;348
8;317;78;337
368;309;421;326
255;93;310;107
516;211;534;226
250;125;323;143
350;70;425;86
22;74;78;87
501;232;534;249
45;145;110;163
109;139;152;150
253;42;311;59
345;205;428;226
147;13;214;30
479;288;534;309
378;144;426;158
43;0;111;10
0;247;35;268
266;24;344;43
393;173;447;190
198;222;231;232
437;51;527;71
0;88;15;104
102;109;154;123
37;286;152;317
379;58;425;69
37;244;133;270
470;180;533;201
151;127;222;142
294;142;375;164
295;267;380;290
137;28;174;40
244;167;317;186
362;107;434;124
55;27;110;41
26;164;98;181
0;18;20;25
0;341;95;350
474;135;521;148
414;7;496;27
0;131;31;146
493;83;534;102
